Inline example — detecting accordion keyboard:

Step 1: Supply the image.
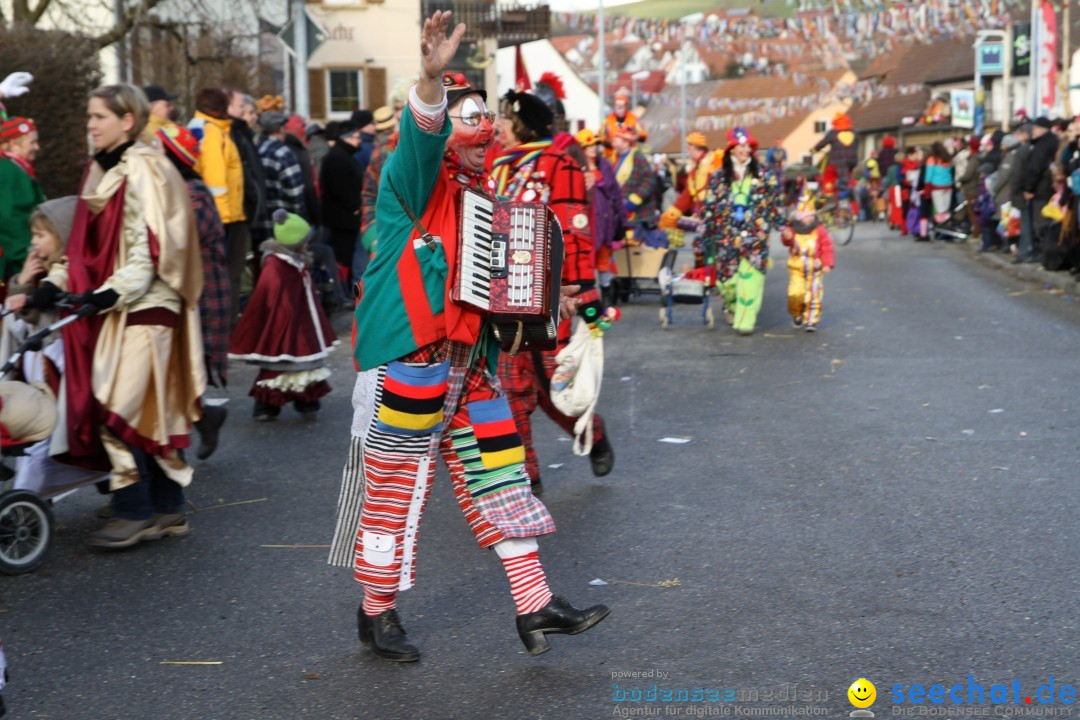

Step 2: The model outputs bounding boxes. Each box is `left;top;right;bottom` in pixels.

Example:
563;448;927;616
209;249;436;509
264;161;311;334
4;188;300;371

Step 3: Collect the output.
459;190;496;311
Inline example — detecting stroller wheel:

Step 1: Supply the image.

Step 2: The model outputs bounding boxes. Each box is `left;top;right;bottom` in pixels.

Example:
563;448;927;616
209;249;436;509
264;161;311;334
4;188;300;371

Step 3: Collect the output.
0;490;54;575
659;307;670;329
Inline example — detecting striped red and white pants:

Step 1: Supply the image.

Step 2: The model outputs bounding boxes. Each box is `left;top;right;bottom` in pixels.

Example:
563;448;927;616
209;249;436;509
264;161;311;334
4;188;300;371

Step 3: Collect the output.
353;343;556;595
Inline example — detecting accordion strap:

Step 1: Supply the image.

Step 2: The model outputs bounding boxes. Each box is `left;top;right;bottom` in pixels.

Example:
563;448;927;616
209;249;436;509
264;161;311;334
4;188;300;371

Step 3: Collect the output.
387;175;437;248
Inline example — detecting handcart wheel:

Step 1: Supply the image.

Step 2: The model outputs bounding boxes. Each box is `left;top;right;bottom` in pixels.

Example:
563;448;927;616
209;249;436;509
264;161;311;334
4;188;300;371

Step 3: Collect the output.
658;307;669;329
705;307;715;329
0;490;54;575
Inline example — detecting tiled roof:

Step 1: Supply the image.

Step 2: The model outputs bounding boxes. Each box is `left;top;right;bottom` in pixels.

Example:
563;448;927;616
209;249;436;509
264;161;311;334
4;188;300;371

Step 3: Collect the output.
848;88;931;133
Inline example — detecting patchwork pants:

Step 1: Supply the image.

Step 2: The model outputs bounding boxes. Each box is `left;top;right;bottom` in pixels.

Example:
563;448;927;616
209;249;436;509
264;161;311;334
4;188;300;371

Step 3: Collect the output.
786;255;824;326
720;258;766;333
353;344;555;594
498;349;606;482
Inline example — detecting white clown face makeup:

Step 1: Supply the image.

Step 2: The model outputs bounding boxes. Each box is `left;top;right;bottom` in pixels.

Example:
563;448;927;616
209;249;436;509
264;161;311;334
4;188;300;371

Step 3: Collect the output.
448;92;495;173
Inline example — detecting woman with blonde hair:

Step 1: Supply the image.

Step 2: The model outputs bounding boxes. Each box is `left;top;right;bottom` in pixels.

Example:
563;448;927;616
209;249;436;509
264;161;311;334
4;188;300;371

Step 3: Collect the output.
35;83;206;548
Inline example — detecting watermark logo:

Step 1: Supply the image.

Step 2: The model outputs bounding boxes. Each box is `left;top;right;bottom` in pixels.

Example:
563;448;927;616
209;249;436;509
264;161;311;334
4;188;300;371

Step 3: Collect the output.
849;679;878;718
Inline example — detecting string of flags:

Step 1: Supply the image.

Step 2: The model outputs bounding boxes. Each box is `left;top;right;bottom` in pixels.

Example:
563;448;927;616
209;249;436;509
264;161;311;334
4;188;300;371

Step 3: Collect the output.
554;0;1021;63
642;81;927;136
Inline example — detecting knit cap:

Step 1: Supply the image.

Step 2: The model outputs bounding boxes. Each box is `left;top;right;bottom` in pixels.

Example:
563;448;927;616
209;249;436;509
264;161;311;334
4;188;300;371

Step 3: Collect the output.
272;208;313;248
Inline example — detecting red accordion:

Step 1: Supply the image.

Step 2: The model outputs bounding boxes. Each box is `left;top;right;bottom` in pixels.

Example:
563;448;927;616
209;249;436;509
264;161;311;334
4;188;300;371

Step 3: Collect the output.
452;189;564;352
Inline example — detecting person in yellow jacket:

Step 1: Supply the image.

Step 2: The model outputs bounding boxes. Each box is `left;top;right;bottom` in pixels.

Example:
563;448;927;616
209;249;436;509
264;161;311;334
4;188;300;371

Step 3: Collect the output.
188;87;245;225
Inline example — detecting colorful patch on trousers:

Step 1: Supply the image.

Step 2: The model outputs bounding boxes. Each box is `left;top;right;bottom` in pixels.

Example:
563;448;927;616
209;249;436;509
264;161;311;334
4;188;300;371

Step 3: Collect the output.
464;397;527;471
448;426;529;499
375;360;450;436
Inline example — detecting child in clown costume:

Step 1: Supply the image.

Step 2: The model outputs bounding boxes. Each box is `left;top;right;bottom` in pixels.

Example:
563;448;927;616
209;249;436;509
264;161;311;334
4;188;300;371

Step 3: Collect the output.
781;198;836;332
698;127;783;335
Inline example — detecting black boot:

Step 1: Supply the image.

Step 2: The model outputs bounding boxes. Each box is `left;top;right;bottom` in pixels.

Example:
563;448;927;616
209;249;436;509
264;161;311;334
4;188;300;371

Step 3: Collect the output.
516;596;610;656
194;405;228;460
589;435;615;477
357;605;420;662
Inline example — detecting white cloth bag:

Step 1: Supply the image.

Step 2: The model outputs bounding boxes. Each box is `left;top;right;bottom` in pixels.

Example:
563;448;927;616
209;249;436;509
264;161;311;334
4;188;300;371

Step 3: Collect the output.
551;320;604;456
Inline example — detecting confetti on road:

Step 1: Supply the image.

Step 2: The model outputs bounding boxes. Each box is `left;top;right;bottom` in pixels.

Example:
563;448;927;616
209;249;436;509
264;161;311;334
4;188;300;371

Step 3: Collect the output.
188;497;268;514
658;437;692;444
160;661;223;666
604;578;682;588
588;578;609;586
261;544;331;549
548;463;564;469
989;408;1004;414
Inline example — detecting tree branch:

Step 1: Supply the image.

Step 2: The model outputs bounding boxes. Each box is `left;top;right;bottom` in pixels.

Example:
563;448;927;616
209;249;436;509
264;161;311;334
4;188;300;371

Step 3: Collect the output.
94;0;166;49
28;0;53;24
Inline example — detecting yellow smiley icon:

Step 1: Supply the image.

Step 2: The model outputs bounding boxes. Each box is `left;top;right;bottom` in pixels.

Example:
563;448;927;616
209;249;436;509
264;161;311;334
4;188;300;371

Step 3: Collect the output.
848;678;876;709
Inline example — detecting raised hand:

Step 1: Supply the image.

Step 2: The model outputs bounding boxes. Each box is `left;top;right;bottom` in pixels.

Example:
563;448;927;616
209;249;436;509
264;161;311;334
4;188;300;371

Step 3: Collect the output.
420;10;466;81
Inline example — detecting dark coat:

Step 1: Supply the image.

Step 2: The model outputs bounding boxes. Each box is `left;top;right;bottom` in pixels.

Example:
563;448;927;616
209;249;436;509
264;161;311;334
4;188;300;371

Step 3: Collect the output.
1011;142;1032;209
319;142;364;231
230;118;267;225
1023;131;1059;203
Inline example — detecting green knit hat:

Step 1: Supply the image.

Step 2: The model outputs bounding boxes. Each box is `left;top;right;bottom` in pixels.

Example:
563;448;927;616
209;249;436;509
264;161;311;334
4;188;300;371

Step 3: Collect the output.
272;208;313;248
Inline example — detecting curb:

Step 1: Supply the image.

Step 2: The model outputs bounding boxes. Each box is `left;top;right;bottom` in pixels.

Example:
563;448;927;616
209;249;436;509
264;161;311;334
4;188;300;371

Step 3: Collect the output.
963;243;1080;297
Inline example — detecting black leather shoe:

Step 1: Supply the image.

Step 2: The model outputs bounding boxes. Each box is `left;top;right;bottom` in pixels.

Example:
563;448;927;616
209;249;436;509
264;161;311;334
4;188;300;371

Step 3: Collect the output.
195;405;227;460
357;605;420;662
589;435;615;477
516;596;610;656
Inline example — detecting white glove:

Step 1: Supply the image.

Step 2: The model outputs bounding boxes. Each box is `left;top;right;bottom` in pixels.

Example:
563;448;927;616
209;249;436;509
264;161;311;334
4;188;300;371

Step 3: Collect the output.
0;72;34;99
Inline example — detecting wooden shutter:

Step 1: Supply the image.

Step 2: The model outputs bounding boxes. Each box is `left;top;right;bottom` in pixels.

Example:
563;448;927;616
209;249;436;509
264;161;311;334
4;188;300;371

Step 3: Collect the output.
366;66;387;109
309;69;327;120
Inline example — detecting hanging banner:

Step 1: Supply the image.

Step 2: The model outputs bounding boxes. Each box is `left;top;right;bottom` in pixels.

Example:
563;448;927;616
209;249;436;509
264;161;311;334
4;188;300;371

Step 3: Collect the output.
1013;23;1032;75
951;89;976;128
1036;0;1057;116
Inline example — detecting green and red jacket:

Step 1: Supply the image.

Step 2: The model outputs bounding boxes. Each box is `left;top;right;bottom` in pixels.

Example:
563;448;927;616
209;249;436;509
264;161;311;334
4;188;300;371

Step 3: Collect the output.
354;104;496;372
0;154;44;280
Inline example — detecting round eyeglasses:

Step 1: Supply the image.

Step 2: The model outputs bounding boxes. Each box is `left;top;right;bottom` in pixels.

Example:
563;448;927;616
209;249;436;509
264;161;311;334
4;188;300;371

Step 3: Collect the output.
449;111;496;127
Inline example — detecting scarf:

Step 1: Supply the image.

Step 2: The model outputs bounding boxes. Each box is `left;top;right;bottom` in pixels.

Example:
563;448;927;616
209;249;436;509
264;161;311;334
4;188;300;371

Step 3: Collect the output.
614;147;637;186
491;139;553;198
2;150;36;179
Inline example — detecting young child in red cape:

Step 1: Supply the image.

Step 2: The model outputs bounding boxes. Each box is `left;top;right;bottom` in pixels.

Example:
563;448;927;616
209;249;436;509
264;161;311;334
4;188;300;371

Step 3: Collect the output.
229;209;337;421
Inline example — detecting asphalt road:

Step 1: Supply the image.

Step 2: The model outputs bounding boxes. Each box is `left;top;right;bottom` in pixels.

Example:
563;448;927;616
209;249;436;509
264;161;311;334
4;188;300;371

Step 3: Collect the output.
2;225;1079;720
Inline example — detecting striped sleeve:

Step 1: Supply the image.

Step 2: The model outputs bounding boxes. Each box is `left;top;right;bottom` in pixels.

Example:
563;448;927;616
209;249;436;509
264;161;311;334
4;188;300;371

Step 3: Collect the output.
409;85;447;134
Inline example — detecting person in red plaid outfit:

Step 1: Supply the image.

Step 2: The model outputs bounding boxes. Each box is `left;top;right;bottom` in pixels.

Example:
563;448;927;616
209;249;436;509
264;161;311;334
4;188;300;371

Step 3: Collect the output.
492;90;614;496
331;11;609;664
156;124;230;459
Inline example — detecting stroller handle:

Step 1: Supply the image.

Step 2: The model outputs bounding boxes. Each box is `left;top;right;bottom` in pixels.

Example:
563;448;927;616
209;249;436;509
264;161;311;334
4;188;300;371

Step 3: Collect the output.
0;304;96;377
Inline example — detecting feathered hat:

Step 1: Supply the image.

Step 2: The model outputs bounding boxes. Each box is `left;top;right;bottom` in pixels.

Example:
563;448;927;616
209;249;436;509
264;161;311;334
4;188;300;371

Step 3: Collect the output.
501;89;554;137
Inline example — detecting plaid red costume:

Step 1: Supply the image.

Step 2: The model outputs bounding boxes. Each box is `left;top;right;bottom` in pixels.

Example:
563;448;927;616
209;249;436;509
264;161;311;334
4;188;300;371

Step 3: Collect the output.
493;140;606;483
187;179;231;386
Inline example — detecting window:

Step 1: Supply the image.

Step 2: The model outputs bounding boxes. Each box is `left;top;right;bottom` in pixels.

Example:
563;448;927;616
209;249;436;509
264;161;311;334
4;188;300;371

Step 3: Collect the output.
814;120;827;134
328;69;365;116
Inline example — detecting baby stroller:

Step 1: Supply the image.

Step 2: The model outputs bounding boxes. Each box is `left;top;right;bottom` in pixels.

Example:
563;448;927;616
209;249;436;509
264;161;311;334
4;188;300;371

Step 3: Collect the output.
0;303;104;575
929;191;970;242
657;264;716;329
